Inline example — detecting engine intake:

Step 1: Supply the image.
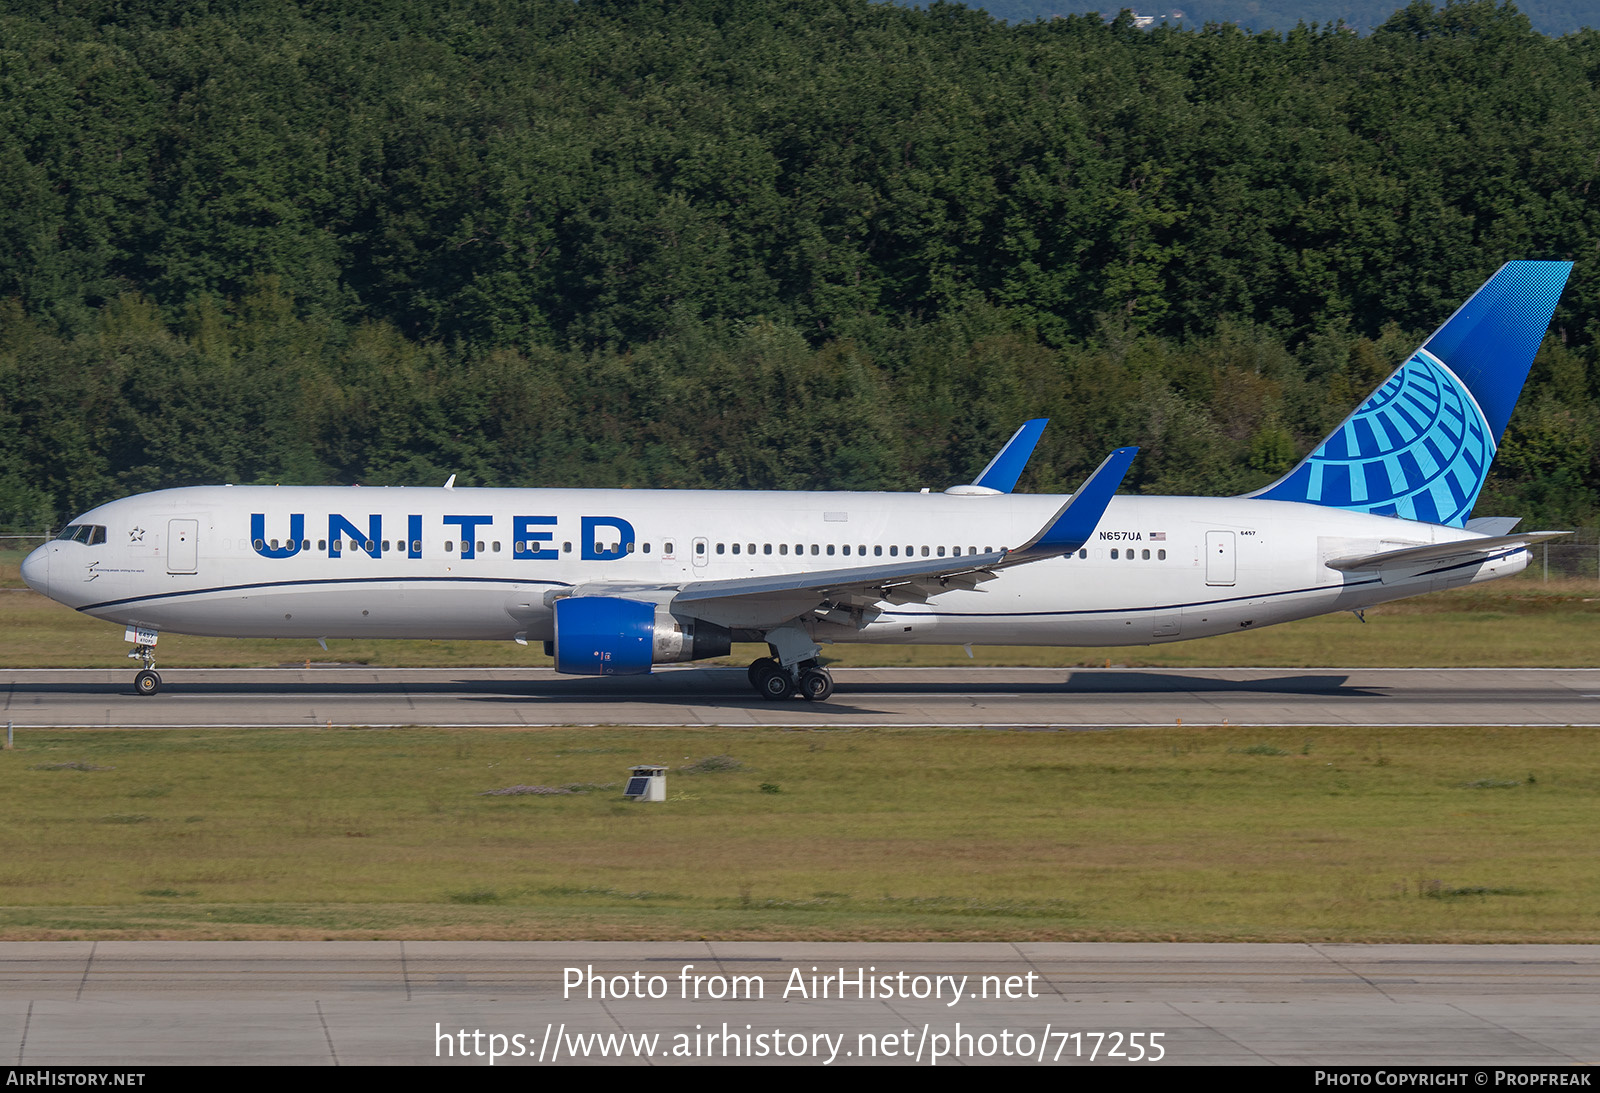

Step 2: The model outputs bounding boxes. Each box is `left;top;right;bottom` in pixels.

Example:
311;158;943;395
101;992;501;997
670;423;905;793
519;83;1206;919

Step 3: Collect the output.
551;596;731;676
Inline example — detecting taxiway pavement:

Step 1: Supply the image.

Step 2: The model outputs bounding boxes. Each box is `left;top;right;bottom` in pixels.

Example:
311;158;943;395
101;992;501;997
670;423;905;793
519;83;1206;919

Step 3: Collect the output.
3;666;1599;728
4;941;1596;1066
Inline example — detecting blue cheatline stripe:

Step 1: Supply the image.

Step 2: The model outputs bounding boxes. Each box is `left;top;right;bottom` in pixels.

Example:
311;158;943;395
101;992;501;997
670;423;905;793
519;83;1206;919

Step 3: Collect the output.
79;575;569;613
877;549;1524;620
79;547;1524;624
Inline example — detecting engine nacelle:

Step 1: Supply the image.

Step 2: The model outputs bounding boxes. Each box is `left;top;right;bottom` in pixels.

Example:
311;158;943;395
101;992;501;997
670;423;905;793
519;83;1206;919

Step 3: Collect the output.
551;596;731;676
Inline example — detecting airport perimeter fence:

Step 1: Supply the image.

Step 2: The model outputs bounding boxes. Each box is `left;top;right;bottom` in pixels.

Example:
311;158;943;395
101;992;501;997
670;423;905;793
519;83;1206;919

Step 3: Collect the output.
1520;530;1600;584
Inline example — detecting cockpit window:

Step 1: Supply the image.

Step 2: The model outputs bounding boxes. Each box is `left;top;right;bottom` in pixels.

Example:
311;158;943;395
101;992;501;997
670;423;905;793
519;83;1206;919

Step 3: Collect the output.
55;524;106;545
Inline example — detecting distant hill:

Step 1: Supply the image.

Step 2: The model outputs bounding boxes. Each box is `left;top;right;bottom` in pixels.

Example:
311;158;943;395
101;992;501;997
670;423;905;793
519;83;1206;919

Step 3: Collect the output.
955;0;1593;36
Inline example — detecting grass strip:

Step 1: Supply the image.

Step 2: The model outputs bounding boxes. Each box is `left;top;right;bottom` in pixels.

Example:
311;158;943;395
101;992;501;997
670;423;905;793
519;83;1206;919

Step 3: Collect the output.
2;724;1596;941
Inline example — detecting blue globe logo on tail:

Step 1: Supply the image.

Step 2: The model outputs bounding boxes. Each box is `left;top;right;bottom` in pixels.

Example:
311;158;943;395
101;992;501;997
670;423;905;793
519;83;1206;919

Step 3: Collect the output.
1256;350;1491;525
1252;260;1572;527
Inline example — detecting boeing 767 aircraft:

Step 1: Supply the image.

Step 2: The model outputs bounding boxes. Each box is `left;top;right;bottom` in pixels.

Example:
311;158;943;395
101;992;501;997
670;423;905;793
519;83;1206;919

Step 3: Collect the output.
21;261;1573;702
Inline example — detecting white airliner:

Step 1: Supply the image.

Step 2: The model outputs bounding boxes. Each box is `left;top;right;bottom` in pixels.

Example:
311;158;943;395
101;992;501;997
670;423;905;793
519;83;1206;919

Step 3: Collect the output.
20;261;1573;702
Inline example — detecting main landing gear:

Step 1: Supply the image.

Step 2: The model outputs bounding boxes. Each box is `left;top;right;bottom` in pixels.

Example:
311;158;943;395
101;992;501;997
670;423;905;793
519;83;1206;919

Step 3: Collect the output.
129;643;162;696
746;657;834;702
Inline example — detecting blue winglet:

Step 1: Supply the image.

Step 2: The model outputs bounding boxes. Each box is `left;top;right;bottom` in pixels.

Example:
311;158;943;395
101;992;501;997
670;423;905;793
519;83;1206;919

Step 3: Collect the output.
1252;261;1571;526
972;419;1049;493
1011;446;1139;559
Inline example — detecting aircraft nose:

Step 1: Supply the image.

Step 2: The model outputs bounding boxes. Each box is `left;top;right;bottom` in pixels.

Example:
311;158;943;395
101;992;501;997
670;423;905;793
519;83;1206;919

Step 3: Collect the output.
19;543;49;598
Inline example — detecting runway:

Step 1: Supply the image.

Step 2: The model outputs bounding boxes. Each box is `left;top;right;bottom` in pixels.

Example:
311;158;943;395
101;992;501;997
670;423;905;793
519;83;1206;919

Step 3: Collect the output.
3;666;1600;728
4;941;1596;1066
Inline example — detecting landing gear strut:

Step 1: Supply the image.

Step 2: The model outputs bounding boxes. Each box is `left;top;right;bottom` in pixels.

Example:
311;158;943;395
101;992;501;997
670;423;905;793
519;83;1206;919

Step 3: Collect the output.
745;657;834;702
129;644;161;696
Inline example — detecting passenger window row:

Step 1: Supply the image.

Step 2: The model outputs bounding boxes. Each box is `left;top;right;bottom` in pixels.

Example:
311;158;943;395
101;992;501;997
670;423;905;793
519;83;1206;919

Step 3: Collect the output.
704;543;993;557
248;538;1006;559
249;539;1169;562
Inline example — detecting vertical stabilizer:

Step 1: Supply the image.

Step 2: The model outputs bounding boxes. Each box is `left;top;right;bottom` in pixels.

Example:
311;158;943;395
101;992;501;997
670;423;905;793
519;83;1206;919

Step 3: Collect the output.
1252;260;1571;526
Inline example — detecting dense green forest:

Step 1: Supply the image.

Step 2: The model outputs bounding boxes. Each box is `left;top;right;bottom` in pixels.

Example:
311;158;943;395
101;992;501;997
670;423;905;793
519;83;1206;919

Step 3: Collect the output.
2;0;1598;532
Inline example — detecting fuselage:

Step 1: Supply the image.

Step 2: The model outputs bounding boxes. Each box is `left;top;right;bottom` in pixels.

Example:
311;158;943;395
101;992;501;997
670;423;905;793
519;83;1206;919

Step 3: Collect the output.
21;484;1527;649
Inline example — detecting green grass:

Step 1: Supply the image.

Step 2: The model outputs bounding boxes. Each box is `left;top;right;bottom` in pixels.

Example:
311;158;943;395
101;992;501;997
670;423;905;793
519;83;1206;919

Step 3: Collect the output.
2;724;1598;942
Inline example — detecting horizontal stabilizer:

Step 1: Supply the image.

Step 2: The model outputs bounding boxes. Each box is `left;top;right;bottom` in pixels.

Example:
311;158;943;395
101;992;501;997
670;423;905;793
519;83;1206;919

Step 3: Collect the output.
1325;531;1568;574
1465;516;1521;536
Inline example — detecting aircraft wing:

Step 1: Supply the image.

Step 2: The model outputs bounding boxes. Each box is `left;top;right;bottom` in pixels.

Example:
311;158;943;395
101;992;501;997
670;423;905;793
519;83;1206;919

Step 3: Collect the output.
1324;531;1569;574
672;447;1136;627
552;447;1139;629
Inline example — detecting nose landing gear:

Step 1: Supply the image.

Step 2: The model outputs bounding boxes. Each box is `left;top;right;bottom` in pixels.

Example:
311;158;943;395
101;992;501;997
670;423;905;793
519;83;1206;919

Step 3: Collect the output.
126;627;162;696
